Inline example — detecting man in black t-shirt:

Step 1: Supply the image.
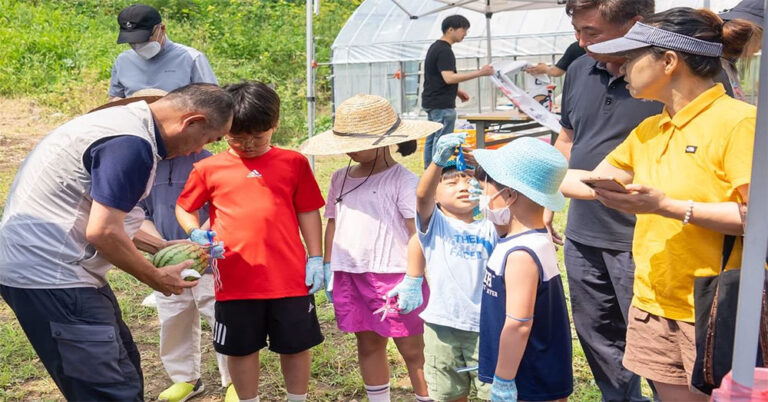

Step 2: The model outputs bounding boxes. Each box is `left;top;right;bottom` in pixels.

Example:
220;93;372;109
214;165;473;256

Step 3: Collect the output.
421;14;493;167
526;41;586;78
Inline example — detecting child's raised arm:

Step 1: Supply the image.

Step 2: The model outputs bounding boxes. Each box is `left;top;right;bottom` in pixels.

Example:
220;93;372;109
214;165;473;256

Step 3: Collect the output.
492;250;539;399
416;133;466;228
416;163;443;229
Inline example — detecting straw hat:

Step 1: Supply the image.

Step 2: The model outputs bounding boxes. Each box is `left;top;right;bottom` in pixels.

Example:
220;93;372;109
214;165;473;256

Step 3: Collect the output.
89;88;168;113
300;94;443;155
473;137;568;212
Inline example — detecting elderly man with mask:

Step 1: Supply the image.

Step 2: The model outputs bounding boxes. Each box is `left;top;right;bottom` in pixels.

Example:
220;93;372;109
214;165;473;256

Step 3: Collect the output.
109;4;233;402
109;4;217;99
0;84;232;401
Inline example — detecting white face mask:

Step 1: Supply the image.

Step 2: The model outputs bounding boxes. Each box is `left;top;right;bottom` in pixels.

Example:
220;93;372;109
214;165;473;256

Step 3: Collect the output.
131;41;162;59
478;189;511;225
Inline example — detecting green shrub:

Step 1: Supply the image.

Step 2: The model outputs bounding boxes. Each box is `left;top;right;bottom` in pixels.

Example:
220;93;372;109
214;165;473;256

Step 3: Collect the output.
0;0;361;145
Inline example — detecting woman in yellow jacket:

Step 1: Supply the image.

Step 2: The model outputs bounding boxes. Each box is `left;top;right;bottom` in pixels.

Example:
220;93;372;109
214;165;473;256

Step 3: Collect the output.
560;7;759;401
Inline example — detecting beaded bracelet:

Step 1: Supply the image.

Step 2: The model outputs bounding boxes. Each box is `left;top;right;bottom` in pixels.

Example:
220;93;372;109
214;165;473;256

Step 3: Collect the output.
682;200;694;226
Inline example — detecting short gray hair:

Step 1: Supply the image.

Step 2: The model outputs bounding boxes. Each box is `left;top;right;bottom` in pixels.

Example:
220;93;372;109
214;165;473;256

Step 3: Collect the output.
163;83;233;130
566;0;655;25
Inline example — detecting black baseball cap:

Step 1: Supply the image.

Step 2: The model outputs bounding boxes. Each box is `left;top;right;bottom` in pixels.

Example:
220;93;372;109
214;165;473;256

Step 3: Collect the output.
720;0;764;26
117;4;162;44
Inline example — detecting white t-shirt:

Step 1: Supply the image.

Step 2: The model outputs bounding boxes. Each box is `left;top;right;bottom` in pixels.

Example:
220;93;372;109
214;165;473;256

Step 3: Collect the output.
324;163;418;274
418;207;498;332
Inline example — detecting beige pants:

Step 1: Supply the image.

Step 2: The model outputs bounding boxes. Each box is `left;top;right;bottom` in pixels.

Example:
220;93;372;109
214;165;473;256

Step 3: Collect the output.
156;273;230;386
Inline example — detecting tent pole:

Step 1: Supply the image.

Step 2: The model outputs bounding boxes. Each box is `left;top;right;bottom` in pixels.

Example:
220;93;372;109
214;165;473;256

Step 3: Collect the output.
306;0;315;170
703;0;711;9
486;11;495;111
731;0;768;388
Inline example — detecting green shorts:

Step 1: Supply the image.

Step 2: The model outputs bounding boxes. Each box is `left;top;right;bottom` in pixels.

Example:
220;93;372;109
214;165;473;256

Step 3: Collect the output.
423;322;491;401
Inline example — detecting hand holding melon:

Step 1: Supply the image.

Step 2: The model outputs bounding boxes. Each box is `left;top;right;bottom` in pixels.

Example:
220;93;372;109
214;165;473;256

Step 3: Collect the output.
150;260;198;296
142;242;225;295
152;243;213;280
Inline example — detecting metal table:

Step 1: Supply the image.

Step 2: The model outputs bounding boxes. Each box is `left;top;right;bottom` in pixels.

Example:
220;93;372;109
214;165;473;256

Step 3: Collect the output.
459;110;558;149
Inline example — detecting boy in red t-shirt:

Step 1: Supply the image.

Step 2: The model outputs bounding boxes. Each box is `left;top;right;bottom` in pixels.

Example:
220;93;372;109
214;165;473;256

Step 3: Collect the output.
176;82;325;402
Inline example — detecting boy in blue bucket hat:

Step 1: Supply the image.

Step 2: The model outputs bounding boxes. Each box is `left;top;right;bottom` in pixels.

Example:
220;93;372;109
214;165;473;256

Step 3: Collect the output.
474;137;573;401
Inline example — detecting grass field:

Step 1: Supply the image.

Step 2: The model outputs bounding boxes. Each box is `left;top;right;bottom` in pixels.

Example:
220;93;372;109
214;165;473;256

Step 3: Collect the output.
0;133;656;400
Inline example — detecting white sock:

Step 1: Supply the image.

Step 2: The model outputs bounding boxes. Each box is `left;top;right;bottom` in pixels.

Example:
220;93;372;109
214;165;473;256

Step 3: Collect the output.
365;382;391;402
286;392;307;401
415;394;434;402
239;397;259;402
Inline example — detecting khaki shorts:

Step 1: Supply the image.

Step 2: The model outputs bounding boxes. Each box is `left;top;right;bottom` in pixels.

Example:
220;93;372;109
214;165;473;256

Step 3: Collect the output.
423;323;491;401
623;306;697;387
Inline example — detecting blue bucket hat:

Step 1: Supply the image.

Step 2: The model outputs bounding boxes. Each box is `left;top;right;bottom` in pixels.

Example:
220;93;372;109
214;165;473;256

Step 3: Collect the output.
473;137;568;211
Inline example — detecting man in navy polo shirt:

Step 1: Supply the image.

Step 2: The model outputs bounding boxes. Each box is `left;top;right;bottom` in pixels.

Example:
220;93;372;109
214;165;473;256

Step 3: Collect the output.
0;84;232;401
109;4;232;402
555;1;660;400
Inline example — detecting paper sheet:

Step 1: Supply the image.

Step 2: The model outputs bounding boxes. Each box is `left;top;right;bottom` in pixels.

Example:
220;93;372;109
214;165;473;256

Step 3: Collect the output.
490;62;562;133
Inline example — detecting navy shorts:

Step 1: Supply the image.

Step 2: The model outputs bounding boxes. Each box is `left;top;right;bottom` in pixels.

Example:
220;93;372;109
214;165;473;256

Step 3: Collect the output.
213;295;324;356
0;284;143;401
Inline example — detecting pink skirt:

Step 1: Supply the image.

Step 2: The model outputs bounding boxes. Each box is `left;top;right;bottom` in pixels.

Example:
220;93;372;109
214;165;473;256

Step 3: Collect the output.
333;271;429;338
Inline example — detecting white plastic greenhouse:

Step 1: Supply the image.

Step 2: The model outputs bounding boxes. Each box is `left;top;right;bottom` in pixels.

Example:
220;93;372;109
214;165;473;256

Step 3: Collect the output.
328;0;746;116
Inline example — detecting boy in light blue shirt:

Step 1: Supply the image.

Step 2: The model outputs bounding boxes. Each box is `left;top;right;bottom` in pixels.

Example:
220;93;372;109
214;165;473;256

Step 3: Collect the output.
389;133;498;401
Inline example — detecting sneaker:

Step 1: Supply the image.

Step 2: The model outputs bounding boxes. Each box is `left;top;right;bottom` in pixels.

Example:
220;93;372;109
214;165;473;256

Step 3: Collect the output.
158;379;204;402
224;383;238;402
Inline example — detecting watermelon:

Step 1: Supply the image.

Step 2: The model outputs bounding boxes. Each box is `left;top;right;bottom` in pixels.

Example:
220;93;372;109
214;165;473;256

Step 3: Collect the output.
140;251;154;263
152;243;209;281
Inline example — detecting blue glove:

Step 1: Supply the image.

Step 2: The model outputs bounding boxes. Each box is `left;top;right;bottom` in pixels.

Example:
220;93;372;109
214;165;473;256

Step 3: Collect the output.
491;375;517;402
305;256;324;294
432;133;466;167
324;262;334;303
386;275;424;314
210;242;226;259
188;228;216;246
468;178;483;201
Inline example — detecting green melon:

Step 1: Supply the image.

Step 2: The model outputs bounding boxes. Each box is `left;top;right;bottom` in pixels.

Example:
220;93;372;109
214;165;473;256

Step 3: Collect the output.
152;243;209;281
140;251;154;263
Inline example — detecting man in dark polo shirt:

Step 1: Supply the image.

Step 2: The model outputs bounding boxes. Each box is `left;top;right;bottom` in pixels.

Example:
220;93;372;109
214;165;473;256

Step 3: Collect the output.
555;1;661;400
421;14;493;167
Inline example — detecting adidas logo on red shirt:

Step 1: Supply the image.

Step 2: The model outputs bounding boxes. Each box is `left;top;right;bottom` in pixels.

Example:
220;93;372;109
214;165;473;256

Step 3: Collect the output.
246;169;262;178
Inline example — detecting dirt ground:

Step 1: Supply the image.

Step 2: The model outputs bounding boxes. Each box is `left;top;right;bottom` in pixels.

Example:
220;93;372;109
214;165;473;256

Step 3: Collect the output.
0;98;68;173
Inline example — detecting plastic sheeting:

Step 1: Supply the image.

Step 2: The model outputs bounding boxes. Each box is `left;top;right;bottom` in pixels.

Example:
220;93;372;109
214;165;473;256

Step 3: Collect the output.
332;0;574;64
330;0;744;115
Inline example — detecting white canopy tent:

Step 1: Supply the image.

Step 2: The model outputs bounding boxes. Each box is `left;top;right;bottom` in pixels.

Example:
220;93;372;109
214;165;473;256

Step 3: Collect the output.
328;0;744;116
